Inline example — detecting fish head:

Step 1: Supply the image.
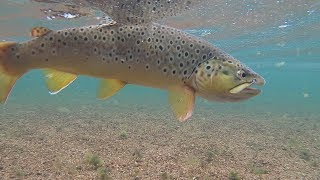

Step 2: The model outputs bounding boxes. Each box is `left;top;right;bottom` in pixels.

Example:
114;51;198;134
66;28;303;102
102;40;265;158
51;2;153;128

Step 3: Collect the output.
191;56;265;102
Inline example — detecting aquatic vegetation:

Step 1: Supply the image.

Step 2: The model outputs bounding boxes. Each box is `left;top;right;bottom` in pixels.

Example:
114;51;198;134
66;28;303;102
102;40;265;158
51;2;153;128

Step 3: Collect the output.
310;161;318;167
132;168;142;179
85;152;103;170
160;172;174;180
133;149;143;162
205;149;217;163
250;163;269;175
119;131;128;140
15;169;26;178
299;150;311;161
97;167;111;180
252;167;269;175
228;171;240;180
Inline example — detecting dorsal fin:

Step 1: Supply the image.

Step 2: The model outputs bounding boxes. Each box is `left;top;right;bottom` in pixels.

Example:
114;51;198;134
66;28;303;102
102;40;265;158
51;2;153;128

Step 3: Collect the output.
30;27;52;37
87;0;196;24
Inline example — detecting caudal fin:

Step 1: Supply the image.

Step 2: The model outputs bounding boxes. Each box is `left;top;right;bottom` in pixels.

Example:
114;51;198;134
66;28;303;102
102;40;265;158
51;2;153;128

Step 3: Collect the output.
0;42;23;103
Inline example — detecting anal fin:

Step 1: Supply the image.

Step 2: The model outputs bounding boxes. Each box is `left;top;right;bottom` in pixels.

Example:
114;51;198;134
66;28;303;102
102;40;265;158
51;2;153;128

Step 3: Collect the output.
97;79;126;100
43;69;77;94
168;86;195;122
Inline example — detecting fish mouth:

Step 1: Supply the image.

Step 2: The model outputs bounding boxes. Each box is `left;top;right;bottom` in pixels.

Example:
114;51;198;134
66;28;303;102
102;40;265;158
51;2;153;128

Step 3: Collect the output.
229;77;265;95
229;73;265;94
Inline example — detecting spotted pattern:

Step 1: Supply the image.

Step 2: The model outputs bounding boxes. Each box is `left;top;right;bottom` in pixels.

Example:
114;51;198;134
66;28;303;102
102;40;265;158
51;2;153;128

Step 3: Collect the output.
8;21;237;87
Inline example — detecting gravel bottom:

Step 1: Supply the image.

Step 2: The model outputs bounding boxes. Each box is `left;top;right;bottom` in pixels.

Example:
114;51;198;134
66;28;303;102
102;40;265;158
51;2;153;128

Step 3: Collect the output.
0;104;319;179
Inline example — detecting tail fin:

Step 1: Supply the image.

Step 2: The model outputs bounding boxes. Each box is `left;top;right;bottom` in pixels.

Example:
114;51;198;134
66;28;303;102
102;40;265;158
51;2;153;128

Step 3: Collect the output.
0;42;23;103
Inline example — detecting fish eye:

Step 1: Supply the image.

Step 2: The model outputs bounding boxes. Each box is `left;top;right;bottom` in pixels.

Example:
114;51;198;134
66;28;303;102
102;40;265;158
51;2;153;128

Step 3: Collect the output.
237;70;247;78
241;72;247;78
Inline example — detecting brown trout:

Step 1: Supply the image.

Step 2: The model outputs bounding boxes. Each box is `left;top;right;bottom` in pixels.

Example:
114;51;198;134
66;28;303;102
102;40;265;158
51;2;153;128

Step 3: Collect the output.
0;0;265;121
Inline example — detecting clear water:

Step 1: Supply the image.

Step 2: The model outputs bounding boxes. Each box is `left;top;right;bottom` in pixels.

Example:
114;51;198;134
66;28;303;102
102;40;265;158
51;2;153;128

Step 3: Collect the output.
0;0;319;179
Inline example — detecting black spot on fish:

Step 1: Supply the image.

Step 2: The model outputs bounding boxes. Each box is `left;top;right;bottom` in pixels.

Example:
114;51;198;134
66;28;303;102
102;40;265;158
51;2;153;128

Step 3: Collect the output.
163;68;167;73
202;55;207;60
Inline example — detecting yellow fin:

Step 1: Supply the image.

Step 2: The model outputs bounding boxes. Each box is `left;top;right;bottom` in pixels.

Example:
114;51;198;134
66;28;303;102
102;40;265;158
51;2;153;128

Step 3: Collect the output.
43;69;77;94
30;27;52;37
168;86;195;122
0;71;20;104
0;42;23;103
97;79;126;100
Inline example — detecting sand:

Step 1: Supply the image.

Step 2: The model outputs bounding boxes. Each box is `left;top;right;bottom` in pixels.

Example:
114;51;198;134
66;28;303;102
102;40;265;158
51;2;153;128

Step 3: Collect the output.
0;104;319;179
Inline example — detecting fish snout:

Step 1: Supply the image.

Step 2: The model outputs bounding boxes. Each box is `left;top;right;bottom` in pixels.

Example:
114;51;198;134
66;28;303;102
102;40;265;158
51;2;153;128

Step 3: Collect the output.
253;74;266;86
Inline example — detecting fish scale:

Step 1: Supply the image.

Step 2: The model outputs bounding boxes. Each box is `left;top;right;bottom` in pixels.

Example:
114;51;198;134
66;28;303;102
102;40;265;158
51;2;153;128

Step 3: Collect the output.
0;0;265;121
21;23;228;89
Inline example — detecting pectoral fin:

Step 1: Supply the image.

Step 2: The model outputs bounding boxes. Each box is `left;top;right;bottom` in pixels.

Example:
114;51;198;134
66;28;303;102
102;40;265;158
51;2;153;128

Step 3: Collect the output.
97;79;126;100
168;86;195;122
0;42;22;103
43;69;77;94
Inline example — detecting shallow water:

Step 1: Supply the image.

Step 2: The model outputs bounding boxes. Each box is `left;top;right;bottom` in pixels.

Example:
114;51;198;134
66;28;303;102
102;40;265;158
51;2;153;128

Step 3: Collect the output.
0;0;319;179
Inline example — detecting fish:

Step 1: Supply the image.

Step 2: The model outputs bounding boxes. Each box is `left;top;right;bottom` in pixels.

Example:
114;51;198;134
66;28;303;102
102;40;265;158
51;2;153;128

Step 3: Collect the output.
0;0;265;121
